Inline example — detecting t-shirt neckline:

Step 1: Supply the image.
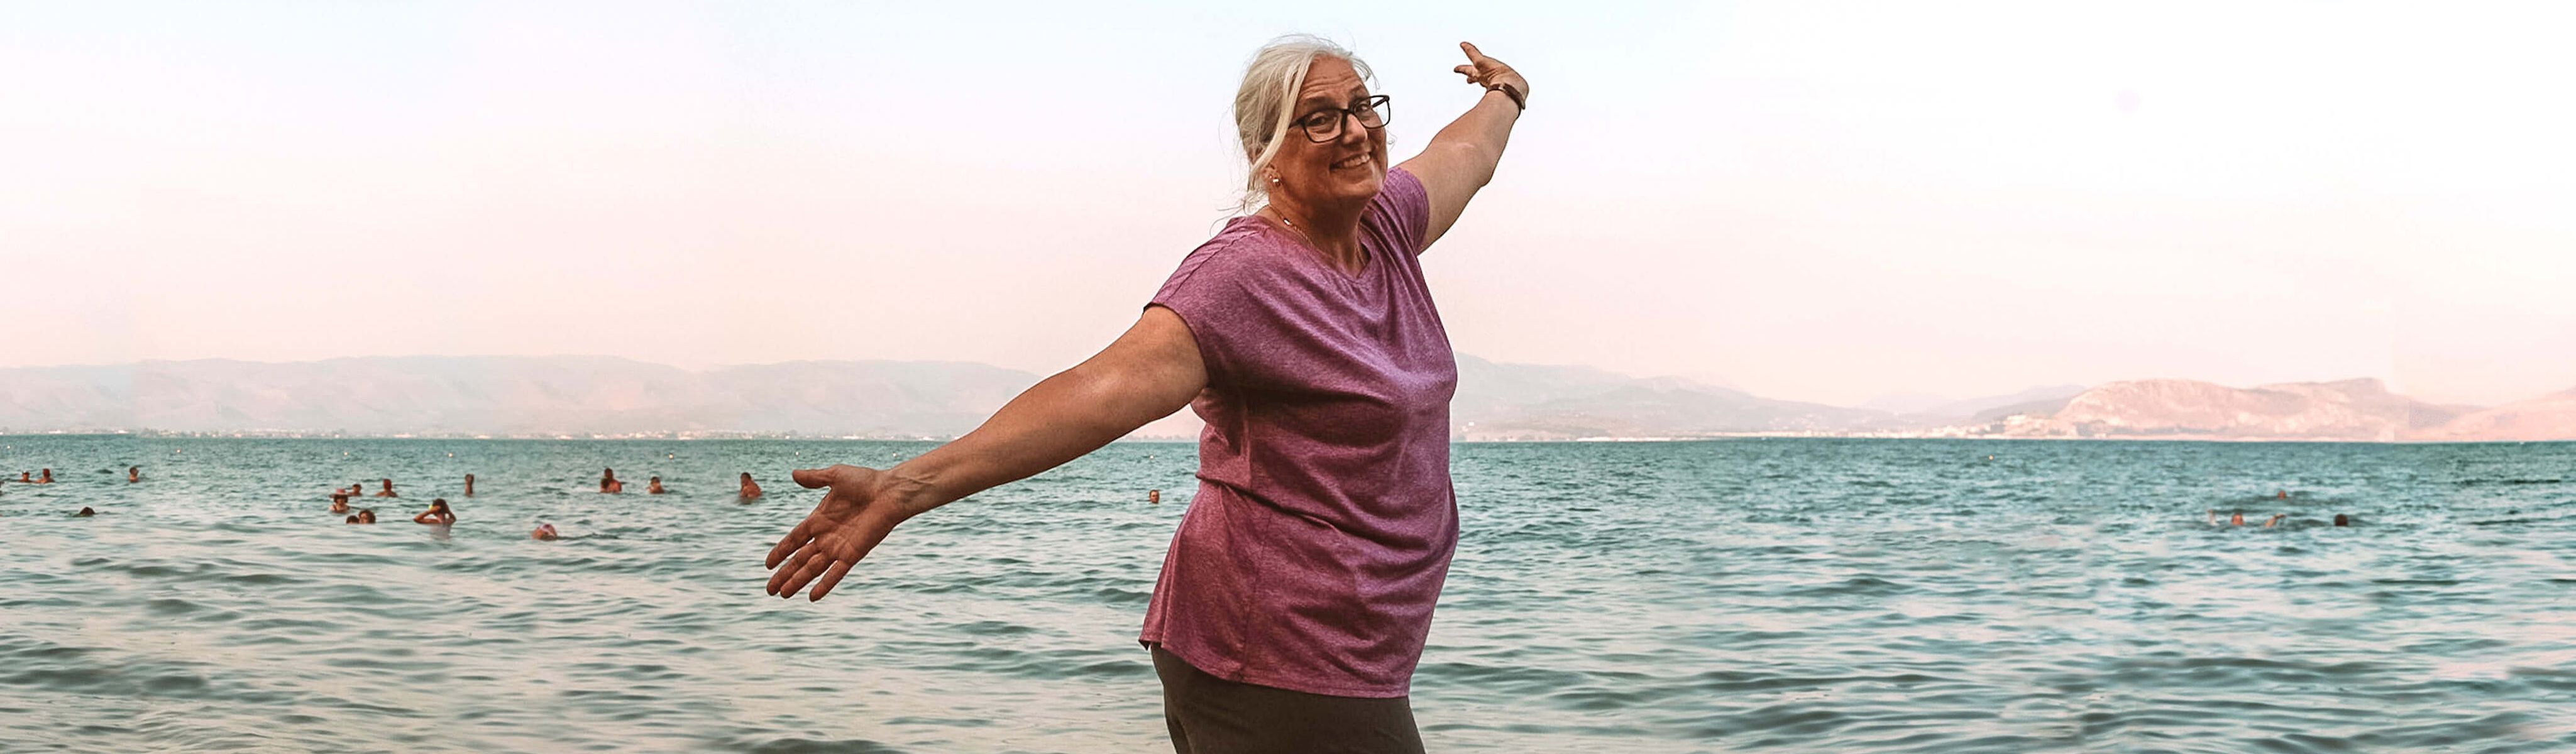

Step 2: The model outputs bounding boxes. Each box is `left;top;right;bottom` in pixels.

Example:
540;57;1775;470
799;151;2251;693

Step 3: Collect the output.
1245;214;1370;281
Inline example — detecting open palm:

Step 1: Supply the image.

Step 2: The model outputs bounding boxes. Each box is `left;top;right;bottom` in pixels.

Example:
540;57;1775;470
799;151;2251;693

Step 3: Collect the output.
764;464;908;601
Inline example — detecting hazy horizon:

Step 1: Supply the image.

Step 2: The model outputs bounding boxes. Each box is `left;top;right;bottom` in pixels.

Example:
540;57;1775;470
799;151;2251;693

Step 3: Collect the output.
4;352;2567;412
8;2;2575;406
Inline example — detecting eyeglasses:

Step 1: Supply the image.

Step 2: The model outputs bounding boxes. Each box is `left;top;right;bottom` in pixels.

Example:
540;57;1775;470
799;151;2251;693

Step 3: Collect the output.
1294;94;1391;143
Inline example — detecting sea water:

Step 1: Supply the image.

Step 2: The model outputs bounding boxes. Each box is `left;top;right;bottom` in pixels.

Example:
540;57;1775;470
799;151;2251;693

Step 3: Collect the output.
1;436;2572;753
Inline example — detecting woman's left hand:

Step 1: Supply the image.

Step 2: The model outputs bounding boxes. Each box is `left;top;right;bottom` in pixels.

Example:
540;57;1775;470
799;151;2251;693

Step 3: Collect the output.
1452;41;1529;105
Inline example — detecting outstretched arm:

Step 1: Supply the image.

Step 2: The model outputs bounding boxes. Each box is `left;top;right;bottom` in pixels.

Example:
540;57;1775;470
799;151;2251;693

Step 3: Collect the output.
1399;41;1529;253
764;305;1207;601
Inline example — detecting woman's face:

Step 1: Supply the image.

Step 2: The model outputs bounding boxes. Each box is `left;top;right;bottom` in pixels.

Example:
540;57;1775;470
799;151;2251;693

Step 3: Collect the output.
1268;57;1387;216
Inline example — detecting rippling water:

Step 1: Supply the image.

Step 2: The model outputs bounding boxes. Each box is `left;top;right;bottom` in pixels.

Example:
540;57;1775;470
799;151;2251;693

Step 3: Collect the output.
3;436;2573;752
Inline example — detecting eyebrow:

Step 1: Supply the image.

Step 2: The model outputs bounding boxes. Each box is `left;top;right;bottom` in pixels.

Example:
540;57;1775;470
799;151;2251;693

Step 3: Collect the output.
1298;89;1372;112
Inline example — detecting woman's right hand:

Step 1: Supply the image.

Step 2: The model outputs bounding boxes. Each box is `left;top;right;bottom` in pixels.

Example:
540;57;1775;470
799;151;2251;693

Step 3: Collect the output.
764;464;920;601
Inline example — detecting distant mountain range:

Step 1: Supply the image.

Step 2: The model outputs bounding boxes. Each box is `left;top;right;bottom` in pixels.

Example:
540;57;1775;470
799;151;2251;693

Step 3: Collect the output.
1974;378;2573;443
0;356;2568;442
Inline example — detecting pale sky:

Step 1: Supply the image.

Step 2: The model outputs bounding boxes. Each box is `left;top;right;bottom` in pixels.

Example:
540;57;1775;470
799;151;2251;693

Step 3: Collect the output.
5;1;2573;407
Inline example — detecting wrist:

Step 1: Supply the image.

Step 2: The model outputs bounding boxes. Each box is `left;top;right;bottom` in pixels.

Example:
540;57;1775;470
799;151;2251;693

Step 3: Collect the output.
874;465;945;520
1483;81;1526;112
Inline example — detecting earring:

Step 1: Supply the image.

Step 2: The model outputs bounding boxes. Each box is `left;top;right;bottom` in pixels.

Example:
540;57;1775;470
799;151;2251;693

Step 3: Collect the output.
1270;177;1280;183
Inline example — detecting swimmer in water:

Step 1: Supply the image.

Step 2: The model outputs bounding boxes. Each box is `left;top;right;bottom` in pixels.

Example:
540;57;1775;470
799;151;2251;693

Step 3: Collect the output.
348;508;377;524
38;469;53;484
128;466;141;483
329;493;351;514
1149;489;1162;505
2333;513;2350;527
2276;490;2289;500
412;498;456;525
532;523;559;540
739;473;762;500
375;478;398;498
2208;509;2287;527
647;476;666;494
463;473;475;497
74;506;96;516
14;471;27;483
600;468;623;494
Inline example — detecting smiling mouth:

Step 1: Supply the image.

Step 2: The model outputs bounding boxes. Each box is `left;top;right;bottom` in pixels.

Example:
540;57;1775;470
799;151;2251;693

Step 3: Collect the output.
1331;152;1372;170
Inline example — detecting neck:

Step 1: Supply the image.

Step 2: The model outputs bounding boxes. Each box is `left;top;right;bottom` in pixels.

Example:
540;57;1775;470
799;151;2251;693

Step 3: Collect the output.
1267;197;1366;270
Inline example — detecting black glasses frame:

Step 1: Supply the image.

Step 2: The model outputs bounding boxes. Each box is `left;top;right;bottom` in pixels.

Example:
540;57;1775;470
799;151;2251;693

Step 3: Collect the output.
1296;94;1392;143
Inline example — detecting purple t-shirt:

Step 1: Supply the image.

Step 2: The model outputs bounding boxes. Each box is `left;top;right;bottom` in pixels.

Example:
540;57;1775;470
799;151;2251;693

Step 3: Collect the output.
1140;168;1460;698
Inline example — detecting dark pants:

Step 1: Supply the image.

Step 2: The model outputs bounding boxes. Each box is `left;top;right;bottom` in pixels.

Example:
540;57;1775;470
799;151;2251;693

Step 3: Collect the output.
1152;646;1426;754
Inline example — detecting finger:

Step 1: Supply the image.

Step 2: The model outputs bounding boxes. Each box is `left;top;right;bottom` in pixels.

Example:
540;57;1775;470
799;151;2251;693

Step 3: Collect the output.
1455;64;1479;79
777;551;839;599
1460;41;1487;62
764;517;813;569
791;467;832;489
807;559;859;601
768;545;819;591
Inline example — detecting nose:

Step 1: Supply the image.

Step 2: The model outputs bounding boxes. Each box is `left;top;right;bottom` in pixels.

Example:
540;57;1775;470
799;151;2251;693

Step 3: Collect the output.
1336;111;1370;148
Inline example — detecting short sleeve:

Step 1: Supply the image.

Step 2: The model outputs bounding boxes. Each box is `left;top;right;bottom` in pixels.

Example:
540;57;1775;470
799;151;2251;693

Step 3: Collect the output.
1365;167;1432;257
1148;232;1320;390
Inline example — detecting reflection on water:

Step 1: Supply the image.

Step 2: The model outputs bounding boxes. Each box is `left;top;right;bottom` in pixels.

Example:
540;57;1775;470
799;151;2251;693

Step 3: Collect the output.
1;437;2573;751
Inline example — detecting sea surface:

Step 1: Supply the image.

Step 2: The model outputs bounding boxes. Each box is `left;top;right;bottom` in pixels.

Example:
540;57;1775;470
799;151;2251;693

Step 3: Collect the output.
2;436;2573;753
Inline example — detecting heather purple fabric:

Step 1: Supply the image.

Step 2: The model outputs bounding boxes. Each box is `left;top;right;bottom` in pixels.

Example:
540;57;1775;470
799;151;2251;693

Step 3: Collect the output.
1141;168;1459;698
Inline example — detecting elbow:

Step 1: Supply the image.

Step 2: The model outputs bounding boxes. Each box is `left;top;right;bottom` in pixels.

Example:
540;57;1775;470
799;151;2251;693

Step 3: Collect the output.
1445;141;1501;187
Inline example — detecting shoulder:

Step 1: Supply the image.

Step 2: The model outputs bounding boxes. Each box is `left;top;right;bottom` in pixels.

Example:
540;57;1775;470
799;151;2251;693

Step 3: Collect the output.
1379;167;1428;207
1160;218;1308;297
1363;168;1431;255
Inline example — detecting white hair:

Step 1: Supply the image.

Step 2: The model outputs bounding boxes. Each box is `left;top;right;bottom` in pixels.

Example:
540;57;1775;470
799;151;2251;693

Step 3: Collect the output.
1232;34;1373;214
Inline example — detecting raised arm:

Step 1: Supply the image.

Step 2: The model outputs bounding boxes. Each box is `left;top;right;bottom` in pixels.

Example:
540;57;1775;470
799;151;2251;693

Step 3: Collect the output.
1398;41;1529;253
764;305;1206;601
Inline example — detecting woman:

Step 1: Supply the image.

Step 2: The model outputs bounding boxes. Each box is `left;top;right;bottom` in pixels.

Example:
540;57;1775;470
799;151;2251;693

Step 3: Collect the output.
347;508;377;524
412;498;456;525
329;493;351;514
764;36;1525;751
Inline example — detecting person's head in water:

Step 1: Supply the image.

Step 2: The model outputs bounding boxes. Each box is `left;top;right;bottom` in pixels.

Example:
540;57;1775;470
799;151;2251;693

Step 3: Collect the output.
532;523;559;540
128;466;140;483
74;506;96;516
648;476;665;494
414;498;455;525
378;478;397;496
1149;489;1162;505
2276;490;2288;500
2230;511;2245;526
329;493;350;513
739;472;762;498
349;508;378;524
464;473;475;496
2333;513;2350;527
39;468;52;483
